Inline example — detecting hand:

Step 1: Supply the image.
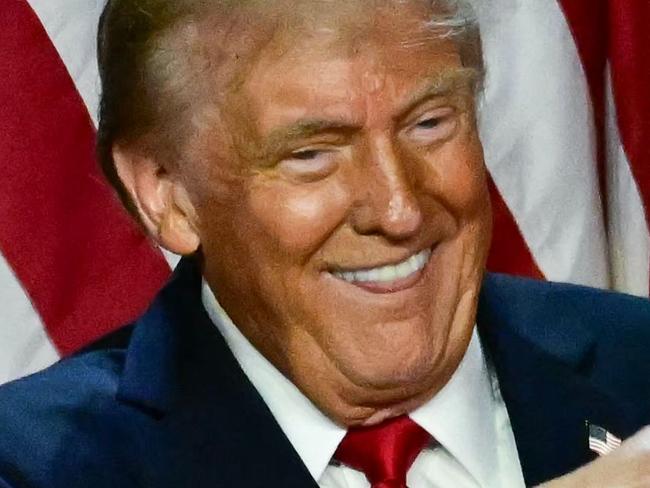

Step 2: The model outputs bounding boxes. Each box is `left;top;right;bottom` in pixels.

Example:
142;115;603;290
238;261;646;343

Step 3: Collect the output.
537;426;650;488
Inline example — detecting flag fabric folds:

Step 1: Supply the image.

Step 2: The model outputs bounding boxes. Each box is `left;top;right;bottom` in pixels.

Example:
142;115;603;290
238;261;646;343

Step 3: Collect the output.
0;0;648;384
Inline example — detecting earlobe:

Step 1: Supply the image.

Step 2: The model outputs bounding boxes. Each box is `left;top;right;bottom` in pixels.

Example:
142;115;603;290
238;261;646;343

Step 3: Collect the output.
157;185;201;255
111;145;201;255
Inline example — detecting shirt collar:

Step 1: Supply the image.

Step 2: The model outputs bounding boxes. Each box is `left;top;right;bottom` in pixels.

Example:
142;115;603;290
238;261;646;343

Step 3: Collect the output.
410;330;501;486
202;281;500;484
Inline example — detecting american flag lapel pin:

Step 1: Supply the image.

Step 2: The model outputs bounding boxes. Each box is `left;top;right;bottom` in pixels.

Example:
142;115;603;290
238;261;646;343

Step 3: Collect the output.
587;422;622;456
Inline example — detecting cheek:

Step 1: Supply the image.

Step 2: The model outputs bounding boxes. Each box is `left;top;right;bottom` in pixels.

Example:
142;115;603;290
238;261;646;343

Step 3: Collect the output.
423;136;488;219
247;179;351;256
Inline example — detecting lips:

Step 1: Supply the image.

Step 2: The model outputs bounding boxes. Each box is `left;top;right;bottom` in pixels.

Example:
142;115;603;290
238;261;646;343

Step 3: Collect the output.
330;248;432;293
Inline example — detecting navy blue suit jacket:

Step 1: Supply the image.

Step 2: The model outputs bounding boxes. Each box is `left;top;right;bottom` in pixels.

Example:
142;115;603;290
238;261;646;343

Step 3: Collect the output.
0;257;649;487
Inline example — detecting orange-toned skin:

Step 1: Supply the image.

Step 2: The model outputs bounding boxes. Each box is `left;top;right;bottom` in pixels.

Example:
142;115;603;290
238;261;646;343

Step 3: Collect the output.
115;1;492;427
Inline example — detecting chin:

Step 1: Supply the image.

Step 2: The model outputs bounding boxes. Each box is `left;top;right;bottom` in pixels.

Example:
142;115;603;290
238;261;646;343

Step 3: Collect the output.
344;339;442;391
336;356;446;427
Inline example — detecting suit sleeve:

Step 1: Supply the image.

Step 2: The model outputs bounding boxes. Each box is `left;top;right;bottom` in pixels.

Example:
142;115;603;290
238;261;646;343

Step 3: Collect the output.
0;475;17;488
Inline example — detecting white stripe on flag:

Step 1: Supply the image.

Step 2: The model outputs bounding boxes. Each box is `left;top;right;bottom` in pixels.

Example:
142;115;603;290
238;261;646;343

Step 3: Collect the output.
0;252;59;384
604;65;650;297
606;432;622;448
589;439;615;456
473;0;609;287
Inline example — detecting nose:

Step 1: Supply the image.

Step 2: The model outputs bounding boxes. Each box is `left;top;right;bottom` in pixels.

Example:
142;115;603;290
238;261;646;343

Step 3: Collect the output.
351;136;423;240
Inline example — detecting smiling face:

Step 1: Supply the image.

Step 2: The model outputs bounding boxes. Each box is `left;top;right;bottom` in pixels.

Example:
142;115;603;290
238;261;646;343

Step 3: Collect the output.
173;0;491;425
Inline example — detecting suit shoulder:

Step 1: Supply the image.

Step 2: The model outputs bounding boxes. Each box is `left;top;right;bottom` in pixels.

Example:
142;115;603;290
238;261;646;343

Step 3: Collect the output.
480;273;650;399
0;346;126;432
0;323;135;410
481;272;650;336
0;327;134;486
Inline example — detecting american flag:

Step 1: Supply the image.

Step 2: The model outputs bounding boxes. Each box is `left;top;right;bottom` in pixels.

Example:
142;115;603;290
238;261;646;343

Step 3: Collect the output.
588;424;622;456
0;0;648;384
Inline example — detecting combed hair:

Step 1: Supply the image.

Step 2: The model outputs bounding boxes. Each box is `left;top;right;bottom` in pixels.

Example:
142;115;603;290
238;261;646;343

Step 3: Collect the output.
96;0;483;215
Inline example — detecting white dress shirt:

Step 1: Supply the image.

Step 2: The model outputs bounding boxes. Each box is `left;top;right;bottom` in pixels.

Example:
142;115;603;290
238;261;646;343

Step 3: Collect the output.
202;282;526;487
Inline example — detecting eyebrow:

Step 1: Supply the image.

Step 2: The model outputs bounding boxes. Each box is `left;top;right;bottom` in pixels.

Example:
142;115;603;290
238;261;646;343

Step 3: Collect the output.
261;119;361;158
257;67;479;159
398;67;480;118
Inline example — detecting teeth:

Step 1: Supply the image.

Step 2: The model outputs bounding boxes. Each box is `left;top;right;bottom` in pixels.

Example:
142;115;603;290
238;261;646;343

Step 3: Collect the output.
354;270;369;282
333;248;431;284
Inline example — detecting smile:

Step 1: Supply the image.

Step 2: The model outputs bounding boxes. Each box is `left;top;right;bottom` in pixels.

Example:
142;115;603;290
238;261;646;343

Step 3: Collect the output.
332;248;432;284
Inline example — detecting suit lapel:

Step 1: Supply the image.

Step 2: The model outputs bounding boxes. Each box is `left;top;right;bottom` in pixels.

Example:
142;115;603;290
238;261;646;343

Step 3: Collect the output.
477;273;645;486
116;258;318;488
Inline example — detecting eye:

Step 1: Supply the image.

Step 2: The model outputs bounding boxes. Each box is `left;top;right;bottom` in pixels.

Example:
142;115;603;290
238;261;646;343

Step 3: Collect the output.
291;149;324;160
277;148;340;181
404;107;458;146
416;117;442;129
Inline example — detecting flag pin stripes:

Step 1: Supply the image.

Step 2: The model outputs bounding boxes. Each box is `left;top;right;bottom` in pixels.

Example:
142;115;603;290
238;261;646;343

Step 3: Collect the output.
587;423;622;456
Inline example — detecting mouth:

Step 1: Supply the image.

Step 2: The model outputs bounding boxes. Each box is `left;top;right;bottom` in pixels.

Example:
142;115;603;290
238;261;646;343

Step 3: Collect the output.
329;248;432;293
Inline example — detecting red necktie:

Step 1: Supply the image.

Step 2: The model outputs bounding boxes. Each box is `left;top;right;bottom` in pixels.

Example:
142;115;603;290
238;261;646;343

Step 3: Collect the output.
334;415;431;488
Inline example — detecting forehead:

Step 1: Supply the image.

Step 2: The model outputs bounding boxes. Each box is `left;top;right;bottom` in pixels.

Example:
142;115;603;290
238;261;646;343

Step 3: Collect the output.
231;2;468;133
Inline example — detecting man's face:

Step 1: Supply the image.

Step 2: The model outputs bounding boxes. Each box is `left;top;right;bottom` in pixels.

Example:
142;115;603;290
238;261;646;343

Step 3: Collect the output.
180;1;491;425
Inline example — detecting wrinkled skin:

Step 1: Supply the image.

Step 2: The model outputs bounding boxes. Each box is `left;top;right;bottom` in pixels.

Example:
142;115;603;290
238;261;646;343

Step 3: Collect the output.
120;0;492;426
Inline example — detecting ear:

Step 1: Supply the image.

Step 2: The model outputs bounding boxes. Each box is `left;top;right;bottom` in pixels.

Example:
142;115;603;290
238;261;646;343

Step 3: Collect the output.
112;145;201;255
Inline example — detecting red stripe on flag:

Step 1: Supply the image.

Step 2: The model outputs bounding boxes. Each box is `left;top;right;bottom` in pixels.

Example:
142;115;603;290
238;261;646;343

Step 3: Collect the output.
0;1;170;355
486;178;545;280
608;0;650;230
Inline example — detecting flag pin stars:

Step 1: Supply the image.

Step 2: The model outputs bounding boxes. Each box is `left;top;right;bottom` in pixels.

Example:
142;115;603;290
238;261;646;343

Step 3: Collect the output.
587;422;622;456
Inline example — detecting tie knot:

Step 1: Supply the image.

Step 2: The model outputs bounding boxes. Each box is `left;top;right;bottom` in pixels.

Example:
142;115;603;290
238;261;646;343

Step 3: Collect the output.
334;416;431;488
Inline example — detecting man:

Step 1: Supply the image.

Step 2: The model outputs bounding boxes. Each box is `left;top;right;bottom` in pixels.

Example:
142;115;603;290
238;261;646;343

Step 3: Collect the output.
0;0;649;487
